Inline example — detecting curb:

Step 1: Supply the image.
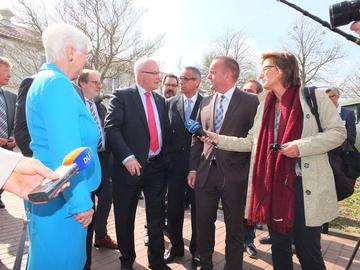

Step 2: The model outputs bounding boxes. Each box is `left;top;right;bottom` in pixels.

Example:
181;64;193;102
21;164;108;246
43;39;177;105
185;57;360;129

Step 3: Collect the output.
327;228;360;241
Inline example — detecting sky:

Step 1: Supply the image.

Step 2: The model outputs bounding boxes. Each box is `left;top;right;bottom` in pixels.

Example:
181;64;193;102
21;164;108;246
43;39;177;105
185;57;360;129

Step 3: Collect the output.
1;0;360;78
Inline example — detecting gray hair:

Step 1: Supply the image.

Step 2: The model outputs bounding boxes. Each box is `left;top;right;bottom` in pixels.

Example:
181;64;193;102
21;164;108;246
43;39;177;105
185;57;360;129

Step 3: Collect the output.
325;87;341;96
133;58;156;75
42;23;92;63
184;66;201;80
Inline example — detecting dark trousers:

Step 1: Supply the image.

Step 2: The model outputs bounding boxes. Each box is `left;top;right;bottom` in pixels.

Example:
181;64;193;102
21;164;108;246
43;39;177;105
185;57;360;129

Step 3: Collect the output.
196;162;245;270
112;158;167;267
84;176;113;270
244;224;256;245
167;167;197;257
269;176;326;270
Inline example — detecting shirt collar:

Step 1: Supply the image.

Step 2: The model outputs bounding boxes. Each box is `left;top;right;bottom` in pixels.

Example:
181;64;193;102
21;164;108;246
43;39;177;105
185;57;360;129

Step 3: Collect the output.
183;92;198;104
217;85;236;100
137;84;152;97
337;104;342;114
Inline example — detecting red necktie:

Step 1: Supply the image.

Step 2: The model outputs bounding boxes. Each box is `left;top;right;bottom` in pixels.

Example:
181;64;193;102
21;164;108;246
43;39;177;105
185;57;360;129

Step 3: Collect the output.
145;92;159;152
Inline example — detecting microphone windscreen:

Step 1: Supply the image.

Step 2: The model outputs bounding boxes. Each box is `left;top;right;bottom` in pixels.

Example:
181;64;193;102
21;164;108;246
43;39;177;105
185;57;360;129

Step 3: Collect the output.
184;119;201;134
63;147;93;171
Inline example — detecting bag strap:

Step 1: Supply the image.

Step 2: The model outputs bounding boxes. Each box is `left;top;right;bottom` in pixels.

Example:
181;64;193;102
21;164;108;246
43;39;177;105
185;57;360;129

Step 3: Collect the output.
303;86;323;132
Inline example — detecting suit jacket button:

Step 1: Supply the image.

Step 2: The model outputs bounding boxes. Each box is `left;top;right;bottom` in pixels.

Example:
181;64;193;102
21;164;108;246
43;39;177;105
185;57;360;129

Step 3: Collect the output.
305;190;311;195
304;163;309;168
306;114;310;119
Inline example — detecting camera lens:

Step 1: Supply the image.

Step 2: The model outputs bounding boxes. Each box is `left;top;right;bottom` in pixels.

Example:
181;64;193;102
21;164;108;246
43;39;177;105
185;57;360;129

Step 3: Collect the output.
329;0;360;28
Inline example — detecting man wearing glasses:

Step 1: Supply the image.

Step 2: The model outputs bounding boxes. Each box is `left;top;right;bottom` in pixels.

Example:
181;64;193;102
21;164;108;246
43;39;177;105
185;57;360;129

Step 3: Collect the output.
78;69;118;270
162;74;178;99
326;87;356;146
165;67;203;269
105;59;171;270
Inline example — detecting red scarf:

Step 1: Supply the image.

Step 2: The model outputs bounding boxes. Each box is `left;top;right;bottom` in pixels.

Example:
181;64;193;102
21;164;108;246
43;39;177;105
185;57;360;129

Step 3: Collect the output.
248;86;302;234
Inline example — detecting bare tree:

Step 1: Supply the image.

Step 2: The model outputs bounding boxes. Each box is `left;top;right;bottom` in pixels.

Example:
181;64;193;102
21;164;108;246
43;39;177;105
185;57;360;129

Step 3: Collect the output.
284;17;345;86
201;30;258;92
12;0;163;92
338;72;360;98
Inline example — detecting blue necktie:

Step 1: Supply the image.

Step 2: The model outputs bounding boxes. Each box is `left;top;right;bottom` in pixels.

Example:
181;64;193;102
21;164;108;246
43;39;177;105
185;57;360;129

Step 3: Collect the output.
184;98;192;122
214;95;225;133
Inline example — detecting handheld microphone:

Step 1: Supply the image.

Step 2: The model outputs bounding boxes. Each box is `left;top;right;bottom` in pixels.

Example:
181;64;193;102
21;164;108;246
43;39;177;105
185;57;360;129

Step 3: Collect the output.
184;119;217;146
28;147;93;203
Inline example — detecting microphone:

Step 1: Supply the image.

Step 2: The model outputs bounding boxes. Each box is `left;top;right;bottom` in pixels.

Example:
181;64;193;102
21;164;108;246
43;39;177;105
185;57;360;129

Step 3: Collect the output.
28;147;93;203
184;119;217;146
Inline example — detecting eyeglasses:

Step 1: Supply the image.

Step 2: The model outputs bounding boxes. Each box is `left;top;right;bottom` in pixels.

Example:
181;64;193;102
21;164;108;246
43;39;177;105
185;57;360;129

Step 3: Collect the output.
89;80;101;86
164;83;178;87
179;76;196;81
328;95;337;98
142;71;160;76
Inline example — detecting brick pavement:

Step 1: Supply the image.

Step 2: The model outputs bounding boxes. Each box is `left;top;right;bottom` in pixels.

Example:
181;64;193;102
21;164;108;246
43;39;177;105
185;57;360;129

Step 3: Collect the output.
0;192;359;270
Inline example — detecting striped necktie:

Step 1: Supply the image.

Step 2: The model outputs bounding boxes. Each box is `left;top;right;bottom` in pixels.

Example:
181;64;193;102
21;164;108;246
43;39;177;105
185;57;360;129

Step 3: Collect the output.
0;90;8;138
214;94;225;133
87;100;104;151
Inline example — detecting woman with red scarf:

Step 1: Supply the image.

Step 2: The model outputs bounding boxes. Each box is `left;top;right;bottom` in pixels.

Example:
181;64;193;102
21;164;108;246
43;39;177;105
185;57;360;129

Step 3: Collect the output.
201;51;346;270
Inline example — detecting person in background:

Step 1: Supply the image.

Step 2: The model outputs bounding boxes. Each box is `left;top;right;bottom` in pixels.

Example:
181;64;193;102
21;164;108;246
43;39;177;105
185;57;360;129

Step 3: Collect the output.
201;51;346;270
78;69;117;270
165;66;203;269
25;23;101;270
0;57;17;209
242;79;263;259
162;73;178;99
326;87;356;146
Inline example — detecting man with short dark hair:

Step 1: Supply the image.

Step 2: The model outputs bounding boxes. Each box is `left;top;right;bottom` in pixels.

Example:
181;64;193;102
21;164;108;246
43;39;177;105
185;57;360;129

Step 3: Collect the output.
0;57;17;208
165;66;202;269
188;56;259;270
243;79;263;95
78;69;117;270
162;74;178;99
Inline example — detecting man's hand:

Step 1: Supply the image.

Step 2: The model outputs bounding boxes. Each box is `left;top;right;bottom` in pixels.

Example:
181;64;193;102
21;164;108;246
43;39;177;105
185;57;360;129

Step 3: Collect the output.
280;141;299;158
0;138;7;147
124;157;142;176
3;156;67;200
187;171;197;189
74;208;94;228
6;137;16;149
350;21;360;36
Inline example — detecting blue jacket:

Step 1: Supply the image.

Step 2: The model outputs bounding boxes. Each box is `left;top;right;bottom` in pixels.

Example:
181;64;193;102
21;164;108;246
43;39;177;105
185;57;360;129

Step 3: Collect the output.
340;107;356;145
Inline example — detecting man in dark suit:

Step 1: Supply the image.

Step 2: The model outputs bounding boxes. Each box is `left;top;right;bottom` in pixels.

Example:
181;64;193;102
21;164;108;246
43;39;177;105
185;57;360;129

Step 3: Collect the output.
78;69;117;270
188;56;259;270
0;57;17;208
105;59;171;270
14;76;34;157
326;87;356;145
165;67;202;268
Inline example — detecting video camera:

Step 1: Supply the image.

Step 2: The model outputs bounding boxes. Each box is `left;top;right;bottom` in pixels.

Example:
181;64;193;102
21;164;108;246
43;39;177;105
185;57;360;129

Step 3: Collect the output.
330;0;360;28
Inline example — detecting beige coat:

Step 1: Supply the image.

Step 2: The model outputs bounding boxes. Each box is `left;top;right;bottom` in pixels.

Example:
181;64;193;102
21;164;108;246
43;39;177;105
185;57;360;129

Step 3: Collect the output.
0;148;21;188
217;89;346;226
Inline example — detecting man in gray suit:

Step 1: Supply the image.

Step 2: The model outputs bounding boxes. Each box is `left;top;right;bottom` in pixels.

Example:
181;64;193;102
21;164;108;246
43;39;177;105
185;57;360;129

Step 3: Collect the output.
188;56;259;270
0;57;17;208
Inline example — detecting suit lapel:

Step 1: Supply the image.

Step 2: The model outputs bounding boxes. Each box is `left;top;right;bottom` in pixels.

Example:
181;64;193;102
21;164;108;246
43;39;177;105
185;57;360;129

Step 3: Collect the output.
131;87;149;136
219;88;239;133
191;94;202;120
152;92;165;133
176;96;185;122
209;94;217;131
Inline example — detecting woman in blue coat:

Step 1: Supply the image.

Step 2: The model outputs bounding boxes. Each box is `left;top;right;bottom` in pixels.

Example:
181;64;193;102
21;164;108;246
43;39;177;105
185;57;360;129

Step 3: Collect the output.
25;23;101;270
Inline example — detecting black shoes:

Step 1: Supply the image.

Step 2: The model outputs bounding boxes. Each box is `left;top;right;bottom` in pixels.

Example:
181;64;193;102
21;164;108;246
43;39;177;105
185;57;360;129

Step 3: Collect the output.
259;235;272;245
191;257;200;270
245;243;257;258
148;264;171;270
164;249;184;263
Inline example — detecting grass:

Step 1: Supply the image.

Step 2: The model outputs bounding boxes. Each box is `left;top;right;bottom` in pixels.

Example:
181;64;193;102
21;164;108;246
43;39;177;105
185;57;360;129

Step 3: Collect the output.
330;181;360;234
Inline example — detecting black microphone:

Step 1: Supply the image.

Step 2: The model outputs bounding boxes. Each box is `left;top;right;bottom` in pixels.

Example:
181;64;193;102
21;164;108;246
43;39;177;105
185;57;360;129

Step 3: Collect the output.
184;119;217;146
